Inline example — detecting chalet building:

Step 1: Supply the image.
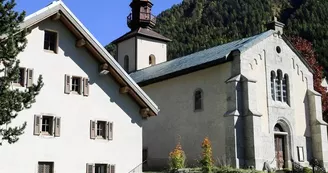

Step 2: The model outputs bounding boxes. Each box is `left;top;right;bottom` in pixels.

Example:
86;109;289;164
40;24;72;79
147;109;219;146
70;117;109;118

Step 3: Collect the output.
112;0;328;171
0;1;159;173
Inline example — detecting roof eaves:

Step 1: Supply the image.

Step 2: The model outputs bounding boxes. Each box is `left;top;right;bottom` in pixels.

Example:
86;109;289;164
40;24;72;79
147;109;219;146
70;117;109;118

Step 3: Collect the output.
137;55;230;86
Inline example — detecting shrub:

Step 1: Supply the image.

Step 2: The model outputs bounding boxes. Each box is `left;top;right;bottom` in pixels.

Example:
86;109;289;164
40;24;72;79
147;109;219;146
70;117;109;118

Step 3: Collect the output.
215;166;264;173
200;137;214;173
304;167;312;173
169;142;186;170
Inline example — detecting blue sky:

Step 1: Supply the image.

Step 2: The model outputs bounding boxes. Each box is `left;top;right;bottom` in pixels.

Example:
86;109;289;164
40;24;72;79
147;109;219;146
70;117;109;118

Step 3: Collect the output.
14;0;181;46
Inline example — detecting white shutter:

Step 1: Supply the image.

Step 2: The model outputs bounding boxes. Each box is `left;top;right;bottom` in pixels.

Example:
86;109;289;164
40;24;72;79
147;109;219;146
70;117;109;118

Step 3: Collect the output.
34;115;41;135
86;163;94;173
64;74;71;94
90;120;96;139
54;117;61;137
109;122;113;140
26;68;34;87
83;78;89;96
110;165;115;173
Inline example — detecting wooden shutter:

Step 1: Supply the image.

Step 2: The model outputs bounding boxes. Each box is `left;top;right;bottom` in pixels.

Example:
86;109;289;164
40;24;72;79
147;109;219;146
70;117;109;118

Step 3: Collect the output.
83;78;89;96
54;117;61;137
34;115;41;135
64;74;71;94
90;120;96;139
109;122;113;140
79;77;83;94
110;165;115;173
86;163;94;173
26;68;34;87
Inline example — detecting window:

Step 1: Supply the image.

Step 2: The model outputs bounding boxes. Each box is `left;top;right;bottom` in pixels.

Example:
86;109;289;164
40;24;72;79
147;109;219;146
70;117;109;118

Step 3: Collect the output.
124;55;129;72
64;74;89;96
34;115;61;137
44;30;57;53
271;71;276;100
282;74;289;104
71;76;81;93
149;54;156;65
194;89;203;111
95;164;107;173
86;164;115;173
90;120;113;140
38;162;53;173
97;121;106;139
14;67;26;86
41;116;53;135
271;70;290;104
276;70;282;101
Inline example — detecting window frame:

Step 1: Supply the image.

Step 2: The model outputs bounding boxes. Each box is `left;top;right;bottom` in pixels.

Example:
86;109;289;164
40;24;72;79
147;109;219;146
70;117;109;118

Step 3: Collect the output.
43;30;58;53
96;121;106;139
194;88;204;112
270;69;290;105
71;76;82;94
41;116;54;136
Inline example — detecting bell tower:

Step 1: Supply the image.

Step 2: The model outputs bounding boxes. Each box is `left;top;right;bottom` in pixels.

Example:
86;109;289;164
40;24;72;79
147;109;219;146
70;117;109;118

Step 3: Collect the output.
128;0;156;30
112;0;171;73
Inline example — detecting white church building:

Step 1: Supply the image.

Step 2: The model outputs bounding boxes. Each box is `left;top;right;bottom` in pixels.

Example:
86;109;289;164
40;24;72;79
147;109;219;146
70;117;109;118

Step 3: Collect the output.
0;1;159;173
112;0;328;171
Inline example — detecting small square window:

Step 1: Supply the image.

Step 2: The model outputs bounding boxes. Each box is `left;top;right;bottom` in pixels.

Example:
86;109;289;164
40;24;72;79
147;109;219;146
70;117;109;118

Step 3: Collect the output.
71;76;81;93
13;68;25;86
97;121;106;139
41;116;53;135
95;164;107;173
38;162;54;173
44;31;57;53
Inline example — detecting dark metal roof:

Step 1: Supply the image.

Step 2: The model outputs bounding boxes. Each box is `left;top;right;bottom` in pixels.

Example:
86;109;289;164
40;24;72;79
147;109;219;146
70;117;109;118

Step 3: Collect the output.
112;27;171;44
130;30;275;86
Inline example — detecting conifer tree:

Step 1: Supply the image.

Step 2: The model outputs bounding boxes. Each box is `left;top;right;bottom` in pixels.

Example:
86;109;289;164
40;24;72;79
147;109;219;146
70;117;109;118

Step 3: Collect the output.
0;0;43;145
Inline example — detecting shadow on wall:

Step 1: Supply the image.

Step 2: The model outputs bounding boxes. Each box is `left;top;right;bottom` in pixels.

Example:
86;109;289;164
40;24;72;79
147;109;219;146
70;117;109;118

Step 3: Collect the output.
38;22;142;128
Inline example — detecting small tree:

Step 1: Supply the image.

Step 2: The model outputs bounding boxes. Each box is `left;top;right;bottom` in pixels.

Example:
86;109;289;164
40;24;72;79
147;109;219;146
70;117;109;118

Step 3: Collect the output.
290;37;328;121
169;141;186;170
200;137;214;173
0;0;43;145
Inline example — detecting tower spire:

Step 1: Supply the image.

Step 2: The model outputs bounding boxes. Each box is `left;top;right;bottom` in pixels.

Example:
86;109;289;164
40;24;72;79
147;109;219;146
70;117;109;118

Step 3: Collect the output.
127;0;156;30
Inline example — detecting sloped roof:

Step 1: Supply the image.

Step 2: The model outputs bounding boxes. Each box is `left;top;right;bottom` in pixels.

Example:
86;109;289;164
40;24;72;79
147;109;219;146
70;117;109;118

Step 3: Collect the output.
130;30;275;86
21;1;159;117
112;27;171;44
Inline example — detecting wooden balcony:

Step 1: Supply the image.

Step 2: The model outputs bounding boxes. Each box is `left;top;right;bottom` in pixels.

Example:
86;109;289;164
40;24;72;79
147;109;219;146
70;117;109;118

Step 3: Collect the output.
127;12;156;28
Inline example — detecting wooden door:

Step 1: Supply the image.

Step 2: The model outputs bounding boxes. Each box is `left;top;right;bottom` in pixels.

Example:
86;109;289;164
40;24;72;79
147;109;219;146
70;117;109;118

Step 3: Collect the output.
275;135;285;169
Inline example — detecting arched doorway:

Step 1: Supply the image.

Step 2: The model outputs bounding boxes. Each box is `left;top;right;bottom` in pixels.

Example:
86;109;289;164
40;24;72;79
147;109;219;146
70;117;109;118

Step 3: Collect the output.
274;123;291;169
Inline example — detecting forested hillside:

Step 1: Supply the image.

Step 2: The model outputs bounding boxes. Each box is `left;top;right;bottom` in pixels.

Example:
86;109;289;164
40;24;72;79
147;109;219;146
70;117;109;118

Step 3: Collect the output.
106;0;328;74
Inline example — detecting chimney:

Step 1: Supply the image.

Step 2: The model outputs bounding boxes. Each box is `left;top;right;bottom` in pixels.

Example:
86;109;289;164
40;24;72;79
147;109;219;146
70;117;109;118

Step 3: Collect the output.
266;16;285;35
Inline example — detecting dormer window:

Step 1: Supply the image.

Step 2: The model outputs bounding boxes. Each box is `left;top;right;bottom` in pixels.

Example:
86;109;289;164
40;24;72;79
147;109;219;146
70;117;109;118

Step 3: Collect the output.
44;30;58;53
149;54;156;66
271;70;290;105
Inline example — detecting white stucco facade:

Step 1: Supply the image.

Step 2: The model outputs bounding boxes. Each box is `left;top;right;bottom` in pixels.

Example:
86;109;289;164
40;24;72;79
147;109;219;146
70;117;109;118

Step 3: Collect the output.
0;14;148;173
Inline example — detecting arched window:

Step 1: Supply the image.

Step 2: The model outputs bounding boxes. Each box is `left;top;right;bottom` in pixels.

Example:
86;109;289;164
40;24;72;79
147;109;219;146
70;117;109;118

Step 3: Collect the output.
292;58;295;69
282;74;289;104
149;54;156;66
274;124;284;132
194;89;203;111
276;70;283;101
124;55;129;72
296;65;300;75
271;71;276;100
